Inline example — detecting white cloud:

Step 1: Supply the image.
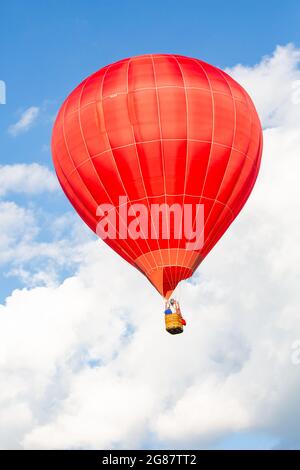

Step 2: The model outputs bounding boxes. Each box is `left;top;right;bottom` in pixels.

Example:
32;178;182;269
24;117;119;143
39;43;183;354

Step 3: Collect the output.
0;199;92;289
8;106;39;136
0;201;38;264
0;163;58;197
227;44;300;128
1;45;300;450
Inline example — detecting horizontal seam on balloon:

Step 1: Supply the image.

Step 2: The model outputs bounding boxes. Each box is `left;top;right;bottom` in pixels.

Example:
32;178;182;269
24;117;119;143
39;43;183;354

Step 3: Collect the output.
66;139;256;176
63;88;247;115
143;264;196;278
94;193;234;218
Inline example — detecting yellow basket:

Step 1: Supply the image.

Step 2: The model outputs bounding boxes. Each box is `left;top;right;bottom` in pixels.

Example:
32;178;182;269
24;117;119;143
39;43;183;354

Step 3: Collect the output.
165;313;183;335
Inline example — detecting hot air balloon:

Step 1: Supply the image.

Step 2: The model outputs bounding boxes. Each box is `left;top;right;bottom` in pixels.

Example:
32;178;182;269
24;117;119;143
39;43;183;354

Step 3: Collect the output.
52;54;262;333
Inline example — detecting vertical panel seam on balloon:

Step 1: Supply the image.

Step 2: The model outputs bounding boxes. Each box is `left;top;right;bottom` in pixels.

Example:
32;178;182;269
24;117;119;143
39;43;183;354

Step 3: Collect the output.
190;67;238;262
150;54;174;294
172;55;191;288
60;88;138;263
126;57;164;278
198;85;256;262
78;69;142;262
180;59;216;277
98;62;155;273
79;67;148;265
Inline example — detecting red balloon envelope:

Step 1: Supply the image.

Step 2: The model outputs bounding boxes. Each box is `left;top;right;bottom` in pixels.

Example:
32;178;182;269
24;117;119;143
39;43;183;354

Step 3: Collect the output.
52;54;262;298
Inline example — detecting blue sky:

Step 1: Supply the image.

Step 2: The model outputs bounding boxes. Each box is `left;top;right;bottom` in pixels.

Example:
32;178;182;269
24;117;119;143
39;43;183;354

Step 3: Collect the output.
1;0;300;198
2;0;300;184
1;0;299;294
2;0;300;116
1;0;300;450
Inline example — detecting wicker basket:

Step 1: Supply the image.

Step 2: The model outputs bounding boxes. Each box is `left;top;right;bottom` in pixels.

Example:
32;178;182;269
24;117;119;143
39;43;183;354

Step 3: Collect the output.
165;312;183;335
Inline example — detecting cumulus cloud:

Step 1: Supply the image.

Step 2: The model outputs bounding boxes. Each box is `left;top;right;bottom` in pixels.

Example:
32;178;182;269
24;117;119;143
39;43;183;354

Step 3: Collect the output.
8;106;39;136
1;45;300;450
0;200;92;288
227;44;300;128
0;163;58;197
0;201;38;265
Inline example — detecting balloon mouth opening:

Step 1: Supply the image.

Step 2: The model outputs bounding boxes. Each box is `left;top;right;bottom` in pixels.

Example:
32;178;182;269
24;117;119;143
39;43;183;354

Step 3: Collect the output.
133;248;200;298
147;265;192;298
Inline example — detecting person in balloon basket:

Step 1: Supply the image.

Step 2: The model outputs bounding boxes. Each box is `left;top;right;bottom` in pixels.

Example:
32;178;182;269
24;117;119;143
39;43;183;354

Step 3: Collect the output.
164;299;186;327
